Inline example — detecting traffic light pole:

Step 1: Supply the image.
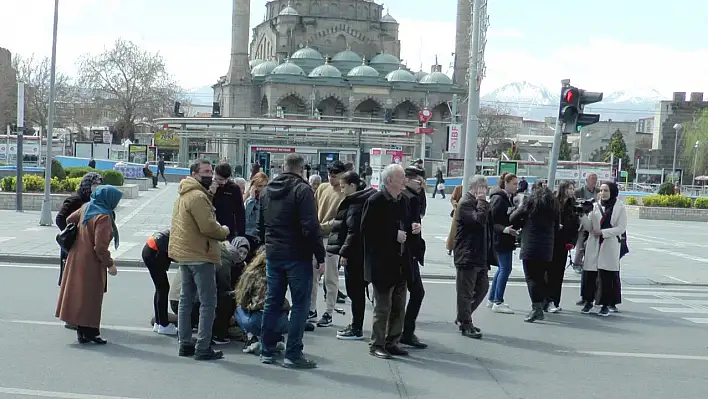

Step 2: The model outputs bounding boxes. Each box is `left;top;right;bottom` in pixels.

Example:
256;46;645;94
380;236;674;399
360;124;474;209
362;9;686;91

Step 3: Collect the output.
16;82;24;212
547;79;571;189
462;0;482;194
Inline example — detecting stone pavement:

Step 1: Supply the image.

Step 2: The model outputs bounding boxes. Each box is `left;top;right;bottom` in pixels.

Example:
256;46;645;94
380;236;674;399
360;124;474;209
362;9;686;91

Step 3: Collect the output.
0;263;707;398
1;184;708;285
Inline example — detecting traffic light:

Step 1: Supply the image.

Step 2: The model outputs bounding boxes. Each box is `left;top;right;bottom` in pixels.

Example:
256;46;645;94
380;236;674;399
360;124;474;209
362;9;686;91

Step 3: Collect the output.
559;86;603;134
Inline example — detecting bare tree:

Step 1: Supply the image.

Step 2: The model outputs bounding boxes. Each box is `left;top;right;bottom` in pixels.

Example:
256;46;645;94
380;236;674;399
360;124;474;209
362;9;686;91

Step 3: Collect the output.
477;106;512;160
76;39;180;140
13;54;75;132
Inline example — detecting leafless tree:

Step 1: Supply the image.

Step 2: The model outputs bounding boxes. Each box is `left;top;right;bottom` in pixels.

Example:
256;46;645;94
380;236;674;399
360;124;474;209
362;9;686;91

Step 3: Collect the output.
13;54;75;132
76;39;180;140
477;106;512;160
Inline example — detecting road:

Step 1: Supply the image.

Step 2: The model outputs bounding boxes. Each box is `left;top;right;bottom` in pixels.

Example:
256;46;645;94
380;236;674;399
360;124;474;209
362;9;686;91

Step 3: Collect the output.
2;186;708;285
0;262;706;398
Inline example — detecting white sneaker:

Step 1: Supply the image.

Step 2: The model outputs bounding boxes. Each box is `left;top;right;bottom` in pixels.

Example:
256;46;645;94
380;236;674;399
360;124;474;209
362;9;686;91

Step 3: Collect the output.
492;303;515;314
486;300;494;308
157;323;178;335
548;305;562;313
152;323;159;333
276;342;286;352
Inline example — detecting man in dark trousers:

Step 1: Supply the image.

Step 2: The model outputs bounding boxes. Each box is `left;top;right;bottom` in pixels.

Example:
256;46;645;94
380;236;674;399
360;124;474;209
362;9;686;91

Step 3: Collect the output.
361;163;418;359
400;166;427;349
212;163;246;242
157;155;167;185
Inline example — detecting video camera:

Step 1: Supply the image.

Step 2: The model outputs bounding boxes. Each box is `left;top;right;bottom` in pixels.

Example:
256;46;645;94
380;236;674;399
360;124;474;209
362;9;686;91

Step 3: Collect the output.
573;198;595;214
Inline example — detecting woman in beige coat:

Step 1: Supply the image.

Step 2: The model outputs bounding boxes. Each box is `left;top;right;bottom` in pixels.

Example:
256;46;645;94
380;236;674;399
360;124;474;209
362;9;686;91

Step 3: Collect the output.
56;185;122;344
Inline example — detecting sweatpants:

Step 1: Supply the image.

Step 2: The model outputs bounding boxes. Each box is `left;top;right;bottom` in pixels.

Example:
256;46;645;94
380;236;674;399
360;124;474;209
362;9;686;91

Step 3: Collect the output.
311;238;339;315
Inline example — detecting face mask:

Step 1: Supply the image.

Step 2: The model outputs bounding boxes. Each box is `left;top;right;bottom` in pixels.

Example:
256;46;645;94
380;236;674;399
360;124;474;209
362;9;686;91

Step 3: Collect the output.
200;176;213;189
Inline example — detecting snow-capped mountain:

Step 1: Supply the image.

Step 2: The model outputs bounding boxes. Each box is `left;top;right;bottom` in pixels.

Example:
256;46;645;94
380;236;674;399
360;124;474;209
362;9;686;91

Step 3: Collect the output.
482;81;667;121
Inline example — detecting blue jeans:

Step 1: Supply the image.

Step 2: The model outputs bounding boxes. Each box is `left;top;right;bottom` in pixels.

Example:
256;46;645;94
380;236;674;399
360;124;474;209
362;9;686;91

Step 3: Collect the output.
177;263;217;352
488;251;513;304
260;259;313;360
235;306;288;337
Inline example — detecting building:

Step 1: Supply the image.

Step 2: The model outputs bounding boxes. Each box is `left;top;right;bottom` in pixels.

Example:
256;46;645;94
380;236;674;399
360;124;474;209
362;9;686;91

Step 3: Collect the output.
0;47;17;137
212;0;468;169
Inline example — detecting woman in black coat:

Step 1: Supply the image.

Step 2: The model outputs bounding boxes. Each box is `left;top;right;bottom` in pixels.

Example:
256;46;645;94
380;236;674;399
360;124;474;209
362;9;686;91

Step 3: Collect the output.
510;185;559;323
546;181;580;313
326;171;376;340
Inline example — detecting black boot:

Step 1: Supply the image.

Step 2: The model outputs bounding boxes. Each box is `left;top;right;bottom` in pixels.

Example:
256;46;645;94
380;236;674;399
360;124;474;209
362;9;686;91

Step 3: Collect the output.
524;303;545;323
460;323;482;339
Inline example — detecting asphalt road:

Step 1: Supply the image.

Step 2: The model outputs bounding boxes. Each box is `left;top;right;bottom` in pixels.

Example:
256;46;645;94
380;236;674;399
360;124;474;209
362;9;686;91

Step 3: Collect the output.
0;262;706;399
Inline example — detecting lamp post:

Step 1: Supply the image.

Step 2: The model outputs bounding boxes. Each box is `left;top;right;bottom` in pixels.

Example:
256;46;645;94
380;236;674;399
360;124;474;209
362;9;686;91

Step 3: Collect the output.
692;140;700;184
39;0;60;226
671;123;682;184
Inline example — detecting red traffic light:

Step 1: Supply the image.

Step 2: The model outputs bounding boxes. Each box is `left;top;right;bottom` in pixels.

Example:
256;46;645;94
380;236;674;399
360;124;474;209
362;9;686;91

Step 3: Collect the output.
565;90;574;103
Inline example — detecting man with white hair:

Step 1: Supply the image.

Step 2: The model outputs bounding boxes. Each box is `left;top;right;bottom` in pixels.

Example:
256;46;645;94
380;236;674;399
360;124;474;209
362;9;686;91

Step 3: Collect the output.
453;175;495;339
361;163;419;359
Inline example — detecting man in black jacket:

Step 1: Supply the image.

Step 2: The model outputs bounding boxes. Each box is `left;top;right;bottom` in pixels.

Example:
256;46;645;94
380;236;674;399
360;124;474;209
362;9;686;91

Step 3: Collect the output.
400;166;427;349
260;153;325;369
453;175;495;339
213;163;246;242
361;164;418;359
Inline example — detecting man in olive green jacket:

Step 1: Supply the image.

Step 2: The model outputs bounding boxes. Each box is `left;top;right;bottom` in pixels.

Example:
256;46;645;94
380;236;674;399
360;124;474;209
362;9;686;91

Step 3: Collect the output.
169;159;230;360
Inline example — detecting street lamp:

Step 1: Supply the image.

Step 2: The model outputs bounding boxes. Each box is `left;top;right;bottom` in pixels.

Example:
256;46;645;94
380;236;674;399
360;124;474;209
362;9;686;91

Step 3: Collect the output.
693;140;700;184
672;123;682;184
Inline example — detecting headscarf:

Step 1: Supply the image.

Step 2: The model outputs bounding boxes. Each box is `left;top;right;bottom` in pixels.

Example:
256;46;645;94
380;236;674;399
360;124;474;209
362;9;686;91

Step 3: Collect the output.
78;172;103;201
599;182;620;245
82;185;123;249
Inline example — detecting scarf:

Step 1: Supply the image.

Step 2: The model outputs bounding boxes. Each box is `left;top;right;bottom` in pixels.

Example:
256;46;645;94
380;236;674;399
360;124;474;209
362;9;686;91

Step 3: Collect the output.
598;183;619;246
77;172;103;201
82;185;123;249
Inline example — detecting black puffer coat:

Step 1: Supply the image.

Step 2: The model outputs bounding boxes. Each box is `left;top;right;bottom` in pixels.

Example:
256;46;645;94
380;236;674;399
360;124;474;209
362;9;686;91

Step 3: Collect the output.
510;198;558;262
554;198;580;254
489;187;517;253
327;187;376;260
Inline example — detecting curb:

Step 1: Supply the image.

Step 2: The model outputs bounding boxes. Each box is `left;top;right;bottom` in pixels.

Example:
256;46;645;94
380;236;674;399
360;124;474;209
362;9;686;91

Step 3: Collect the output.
2;254;705;288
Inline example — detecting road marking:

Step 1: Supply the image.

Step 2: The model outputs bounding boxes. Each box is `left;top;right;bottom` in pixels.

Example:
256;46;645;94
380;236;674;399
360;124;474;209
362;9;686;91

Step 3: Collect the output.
434;236;448;242
644;247;708;263
131;231;155;237
626;298;708;305
116;186;172;228
0;264;152;273
633;233;708;249
560;350;708;361
0;237;16;244
682;317;708;324
3;319;153;332
663;275;693;284
0;386;142;398
650;307;708;314
109;242;139;259
627;291;708;298
23;227;45;232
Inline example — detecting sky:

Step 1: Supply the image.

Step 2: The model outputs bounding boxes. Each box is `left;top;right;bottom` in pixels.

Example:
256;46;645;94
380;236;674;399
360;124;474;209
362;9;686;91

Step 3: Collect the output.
2;0;707;98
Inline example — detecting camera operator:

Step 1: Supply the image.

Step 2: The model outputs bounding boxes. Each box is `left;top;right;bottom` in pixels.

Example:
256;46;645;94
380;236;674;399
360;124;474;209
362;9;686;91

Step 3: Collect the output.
573;173;598;305
546;181;581;313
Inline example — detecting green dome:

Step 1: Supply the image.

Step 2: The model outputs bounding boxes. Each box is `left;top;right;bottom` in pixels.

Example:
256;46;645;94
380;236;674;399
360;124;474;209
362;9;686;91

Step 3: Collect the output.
419;71;452;85
385;68;416;83
381;13;397;23
279;5;299;16
271;60;306;76
413;70;429;81
370;52;400;66
309;64;342;78
291;46;323;61
251;60;278;76
250;59;265;68
332;50;361;63
347;65;379;78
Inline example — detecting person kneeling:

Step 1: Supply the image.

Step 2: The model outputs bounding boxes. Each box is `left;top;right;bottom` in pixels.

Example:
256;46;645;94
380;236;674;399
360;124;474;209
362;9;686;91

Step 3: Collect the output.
234;250;288;355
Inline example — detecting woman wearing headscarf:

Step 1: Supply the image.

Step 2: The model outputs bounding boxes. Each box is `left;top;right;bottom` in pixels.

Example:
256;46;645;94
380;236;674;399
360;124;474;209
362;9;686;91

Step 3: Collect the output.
579;182;627;316
56;185;123;344
56;172;103;286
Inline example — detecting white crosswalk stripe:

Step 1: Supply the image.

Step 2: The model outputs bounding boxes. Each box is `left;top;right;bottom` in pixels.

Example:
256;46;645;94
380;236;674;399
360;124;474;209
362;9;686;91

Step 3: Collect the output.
0;237;16;244
623;288;708;324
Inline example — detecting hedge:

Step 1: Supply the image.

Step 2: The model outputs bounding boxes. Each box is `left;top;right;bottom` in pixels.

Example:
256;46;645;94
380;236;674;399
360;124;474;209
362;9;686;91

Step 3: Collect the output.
642;195;693;208
1;168;124;193
625;196;638;205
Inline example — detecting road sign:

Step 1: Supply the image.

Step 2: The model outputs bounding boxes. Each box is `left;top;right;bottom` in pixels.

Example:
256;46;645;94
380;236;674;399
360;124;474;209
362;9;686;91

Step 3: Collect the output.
415;127;434;134
418;108;432;124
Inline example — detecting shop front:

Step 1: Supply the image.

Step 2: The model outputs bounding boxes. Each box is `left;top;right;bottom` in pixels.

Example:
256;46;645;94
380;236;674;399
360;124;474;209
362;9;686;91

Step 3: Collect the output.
248;145;359;179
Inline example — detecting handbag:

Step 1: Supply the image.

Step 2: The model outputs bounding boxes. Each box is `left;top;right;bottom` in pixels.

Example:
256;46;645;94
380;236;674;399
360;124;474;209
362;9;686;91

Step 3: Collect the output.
56;223;78;253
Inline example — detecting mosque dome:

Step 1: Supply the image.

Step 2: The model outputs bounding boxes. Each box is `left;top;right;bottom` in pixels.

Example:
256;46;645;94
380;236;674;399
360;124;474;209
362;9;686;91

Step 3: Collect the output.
347;64;380;78
309;63;343;78
271;60;306;76
251;60;278;76
332;49;362;63
385;68;416;83
370;52;400;66
419;71;453;85
291;46;324;61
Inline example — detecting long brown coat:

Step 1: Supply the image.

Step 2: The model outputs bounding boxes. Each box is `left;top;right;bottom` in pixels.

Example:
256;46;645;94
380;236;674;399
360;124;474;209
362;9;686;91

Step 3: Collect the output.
55;207;115;328
446;185;464;250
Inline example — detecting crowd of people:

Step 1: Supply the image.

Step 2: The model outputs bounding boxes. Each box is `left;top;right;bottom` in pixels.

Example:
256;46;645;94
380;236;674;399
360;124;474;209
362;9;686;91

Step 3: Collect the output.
52;155;628;369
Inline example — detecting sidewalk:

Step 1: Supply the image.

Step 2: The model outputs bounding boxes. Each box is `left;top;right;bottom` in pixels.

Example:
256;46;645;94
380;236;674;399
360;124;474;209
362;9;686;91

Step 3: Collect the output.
0;184;706;286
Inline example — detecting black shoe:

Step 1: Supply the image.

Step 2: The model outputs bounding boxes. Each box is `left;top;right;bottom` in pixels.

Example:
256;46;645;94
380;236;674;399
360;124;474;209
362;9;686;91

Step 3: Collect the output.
337;290;347;304
524;304;545;323
598;306;610;317
581;303;594;314
178;344;195;357
608;305;620;313
64;323;77;330
307;310;318;321
90;336;108;344
460;325;482;339
282;356;318;369
386;345;409;356
304;322;316;332
337;325;364;340
576;299;587;306
316;312;333;327
212;336;231;345
195;347;224;361
400;335;428;349
370;346;392;359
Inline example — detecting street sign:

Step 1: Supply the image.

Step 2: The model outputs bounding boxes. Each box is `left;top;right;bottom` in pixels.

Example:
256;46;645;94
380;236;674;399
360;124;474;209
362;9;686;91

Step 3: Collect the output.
446;124;461;154
620;171;628;178
418;108;432;124
415;127;434;134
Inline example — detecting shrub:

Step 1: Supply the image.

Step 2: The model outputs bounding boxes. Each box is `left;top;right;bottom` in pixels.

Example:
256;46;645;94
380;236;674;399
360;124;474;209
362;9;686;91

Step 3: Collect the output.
51;159;66;180
101;170;124;186
625;196;638;205
61;177;82;193
657;182;676;196
50;177;61;193
65;166;96;179
1;176;13;192
1;175;81;193
694;197;708;209
642;194;692;208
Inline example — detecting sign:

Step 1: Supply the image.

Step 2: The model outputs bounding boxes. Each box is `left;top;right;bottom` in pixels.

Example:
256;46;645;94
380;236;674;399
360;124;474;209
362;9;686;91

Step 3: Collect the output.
498;161;518;175
620;171;628;178
414;127;434;134
4;141;39;156
446;124;461;154
556;169;581;180
154;130;179;148
252;146;295;153
581;167;612;181
128;144;149;164
102;131;112;144
418;108;432;124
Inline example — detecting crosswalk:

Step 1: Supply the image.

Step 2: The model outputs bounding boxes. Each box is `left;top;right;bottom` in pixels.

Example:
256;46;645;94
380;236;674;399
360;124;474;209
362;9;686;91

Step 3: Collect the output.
624;287;708;324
